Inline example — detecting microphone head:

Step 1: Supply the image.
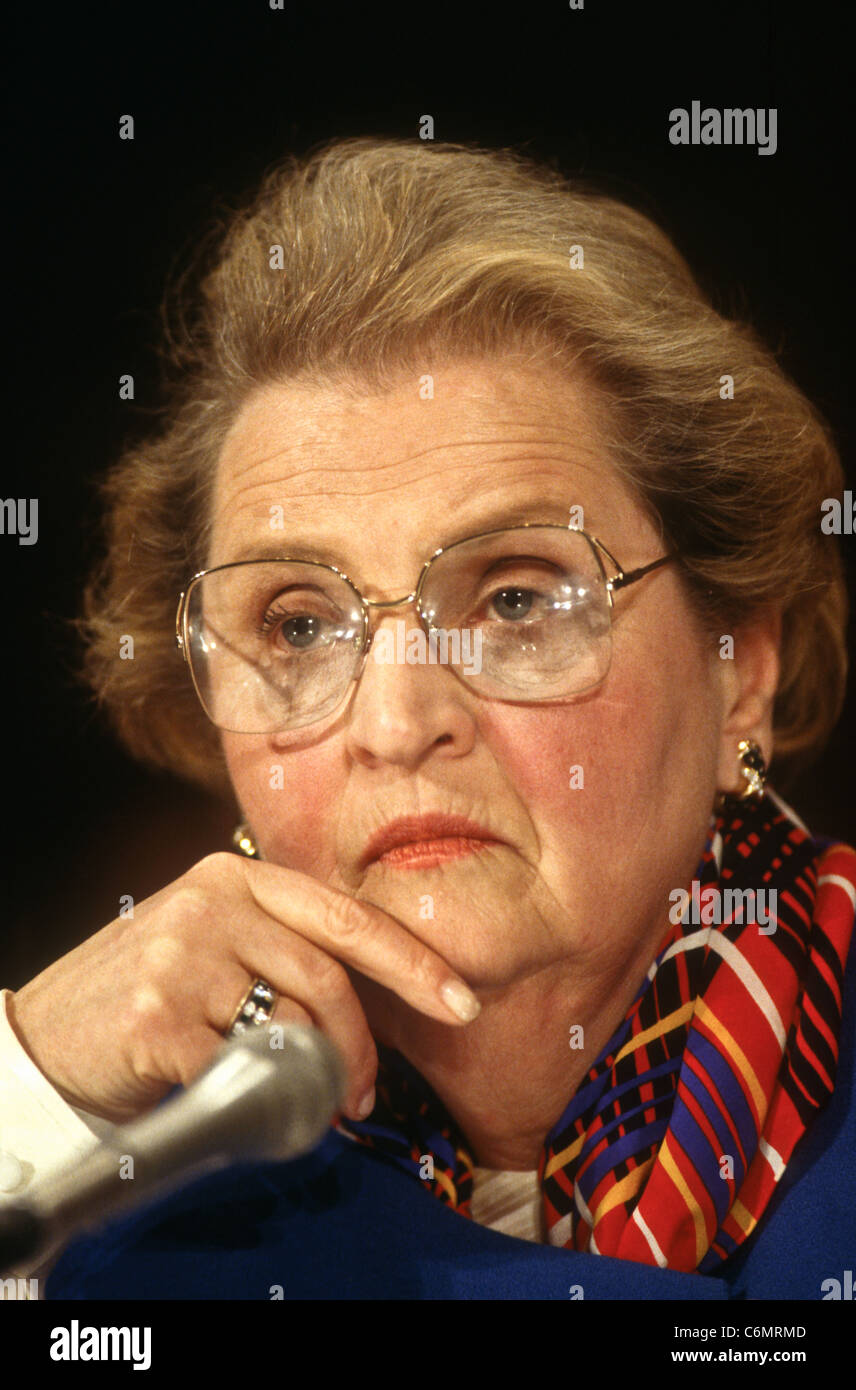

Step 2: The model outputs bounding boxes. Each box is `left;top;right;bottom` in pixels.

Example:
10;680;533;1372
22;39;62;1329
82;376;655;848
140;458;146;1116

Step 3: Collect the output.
187;1023;348;1162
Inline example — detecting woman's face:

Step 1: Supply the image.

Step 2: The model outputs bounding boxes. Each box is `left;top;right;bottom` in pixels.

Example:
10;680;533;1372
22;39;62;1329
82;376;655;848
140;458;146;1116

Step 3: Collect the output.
208;356;738;994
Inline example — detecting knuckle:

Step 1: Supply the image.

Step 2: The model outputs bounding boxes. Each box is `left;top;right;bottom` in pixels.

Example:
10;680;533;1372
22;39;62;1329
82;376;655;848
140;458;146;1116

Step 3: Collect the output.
410;947;440;992
190;852;239;885
168;882;216;928
325;893;370;945
126;982;171;1034
393;937;436;994
139;932;187;978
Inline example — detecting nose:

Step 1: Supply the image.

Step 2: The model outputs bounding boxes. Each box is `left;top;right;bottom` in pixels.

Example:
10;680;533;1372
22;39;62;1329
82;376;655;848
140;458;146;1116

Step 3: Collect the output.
344;611;478;770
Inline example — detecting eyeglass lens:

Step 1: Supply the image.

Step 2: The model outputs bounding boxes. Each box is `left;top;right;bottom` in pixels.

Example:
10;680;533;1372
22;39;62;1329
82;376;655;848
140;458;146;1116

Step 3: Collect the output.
184;528;613;733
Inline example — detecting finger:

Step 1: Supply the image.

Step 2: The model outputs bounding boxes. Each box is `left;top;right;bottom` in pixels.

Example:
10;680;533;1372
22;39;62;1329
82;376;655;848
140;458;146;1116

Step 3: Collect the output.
270;997;314;1031
232;930;379;1115
238;860;482;1026
266;997;375;1121
129;884;380;1116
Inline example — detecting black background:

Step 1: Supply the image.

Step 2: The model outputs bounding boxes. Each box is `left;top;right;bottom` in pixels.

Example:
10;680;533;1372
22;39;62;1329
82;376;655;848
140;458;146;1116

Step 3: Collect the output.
4;0;853;985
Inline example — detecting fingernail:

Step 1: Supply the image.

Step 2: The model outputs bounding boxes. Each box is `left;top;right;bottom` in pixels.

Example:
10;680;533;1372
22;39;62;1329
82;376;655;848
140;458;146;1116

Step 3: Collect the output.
356;1086;376;1119
440;979;481;1022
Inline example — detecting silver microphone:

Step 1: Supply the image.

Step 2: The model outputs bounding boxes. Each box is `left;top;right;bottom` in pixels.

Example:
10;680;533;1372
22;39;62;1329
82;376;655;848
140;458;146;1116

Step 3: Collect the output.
0;1024;346;1267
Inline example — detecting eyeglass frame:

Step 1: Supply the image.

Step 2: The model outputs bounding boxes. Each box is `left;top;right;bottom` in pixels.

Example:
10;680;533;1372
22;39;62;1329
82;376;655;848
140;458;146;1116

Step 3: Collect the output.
175;522;678;728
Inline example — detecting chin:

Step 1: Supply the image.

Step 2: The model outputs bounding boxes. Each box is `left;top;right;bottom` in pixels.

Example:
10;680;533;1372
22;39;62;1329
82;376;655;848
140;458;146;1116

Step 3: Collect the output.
357;879;547;990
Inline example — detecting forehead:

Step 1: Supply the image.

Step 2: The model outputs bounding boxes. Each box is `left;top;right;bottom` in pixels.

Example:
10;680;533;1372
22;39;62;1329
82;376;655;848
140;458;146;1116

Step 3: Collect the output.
207;356;652;574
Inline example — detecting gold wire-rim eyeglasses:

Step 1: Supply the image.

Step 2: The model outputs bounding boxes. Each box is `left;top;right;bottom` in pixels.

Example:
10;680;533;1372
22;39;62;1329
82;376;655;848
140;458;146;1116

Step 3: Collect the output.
175;522;678;730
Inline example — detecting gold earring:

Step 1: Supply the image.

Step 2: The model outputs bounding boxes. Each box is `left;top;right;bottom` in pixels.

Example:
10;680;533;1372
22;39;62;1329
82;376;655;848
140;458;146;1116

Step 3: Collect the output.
232;822;260;858
715;739;768;811
735;738;767;800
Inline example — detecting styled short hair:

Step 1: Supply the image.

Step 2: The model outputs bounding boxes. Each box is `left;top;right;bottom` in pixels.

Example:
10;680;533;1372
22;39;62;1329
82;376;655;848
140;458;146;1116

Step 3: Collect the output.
81;136;848;795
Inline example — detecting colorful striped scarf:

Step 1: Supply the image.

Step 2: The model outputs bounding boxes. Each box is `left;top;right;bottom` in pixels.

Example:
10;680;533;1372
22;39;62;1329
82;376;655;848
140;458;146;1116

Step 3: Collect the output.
339;793;856;1272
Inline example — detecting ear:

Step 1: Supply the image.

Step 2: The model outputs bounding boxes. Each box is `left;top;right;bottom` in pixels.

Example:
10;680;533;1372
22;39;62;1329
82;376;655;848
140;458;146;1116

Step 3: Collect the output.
715;609;781;795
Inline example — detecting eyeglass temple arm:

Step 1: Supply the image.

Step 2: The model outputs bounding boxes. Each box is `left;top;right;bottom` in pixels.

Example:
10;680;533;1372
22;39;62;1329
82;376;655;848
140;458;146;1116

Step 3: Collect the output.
608;551;677;593
176;593;290;667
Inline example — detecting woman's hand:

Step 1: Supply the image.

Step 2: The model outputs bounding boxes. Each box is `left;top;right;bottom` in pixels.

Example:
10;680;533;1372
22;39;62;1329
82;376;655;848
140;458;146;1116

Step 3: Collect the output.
8;853;481;1124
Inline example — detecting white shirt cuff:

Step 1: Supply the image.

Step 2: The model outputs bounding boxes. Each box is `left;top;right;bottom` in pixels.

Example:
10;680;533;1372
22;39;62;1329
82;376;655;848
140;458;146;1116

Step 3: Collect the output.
0;987;113;1295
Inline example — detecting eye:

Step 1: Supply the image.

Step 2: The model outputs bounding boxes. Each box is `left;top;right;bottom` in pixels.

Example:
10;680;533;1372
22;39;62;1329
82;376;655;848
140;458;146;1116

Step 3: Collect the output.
489;586;537;621
258;591;343;653
277;614;324;649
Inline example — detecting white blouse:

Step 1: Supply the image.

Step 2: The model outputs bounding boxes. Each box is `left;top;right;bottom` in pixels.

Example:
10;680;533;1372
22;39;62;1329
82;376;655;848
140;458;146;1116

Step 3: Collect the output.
470;1164;544;1243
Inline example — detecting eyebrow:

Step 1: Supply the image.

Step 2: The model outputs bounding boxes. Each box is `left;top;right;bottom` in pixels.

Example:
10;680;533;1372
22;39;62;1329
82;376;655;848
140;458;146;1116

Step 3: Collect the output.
222;502;584;568
226;539;357;567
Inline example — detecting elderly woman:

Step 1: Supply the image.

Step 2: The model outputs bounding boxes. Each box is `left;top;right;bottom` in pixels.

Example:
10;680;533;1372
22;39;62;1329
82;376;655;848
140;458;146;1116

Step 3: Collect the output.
1;137;854;1301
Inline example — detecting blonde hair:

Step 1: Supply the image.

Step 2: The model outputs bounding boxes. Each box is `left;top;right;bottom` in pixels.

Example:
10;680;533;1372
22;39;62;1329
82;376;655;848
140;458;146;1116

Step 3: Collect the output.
82;137;848;795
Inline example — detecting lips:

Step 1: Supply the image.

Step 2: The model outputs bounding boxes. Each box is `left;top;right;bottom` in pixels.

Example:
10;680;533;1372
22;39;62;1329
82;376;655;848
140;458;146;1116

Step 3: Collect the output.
360;814;503;869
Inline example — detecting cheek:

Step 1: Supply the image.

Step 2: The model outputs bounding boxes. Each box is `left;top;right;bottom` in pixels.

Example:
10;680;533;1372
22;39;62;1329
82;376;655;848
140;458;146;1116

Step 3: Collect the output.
221;734;344;874
482;632;721;863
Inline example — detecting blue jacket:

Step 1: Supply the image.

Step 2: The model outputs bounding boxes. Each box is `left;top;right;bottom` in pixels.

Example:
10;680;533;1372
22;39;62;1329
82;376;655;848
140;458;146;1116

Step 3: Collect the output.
46;942;856;1301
